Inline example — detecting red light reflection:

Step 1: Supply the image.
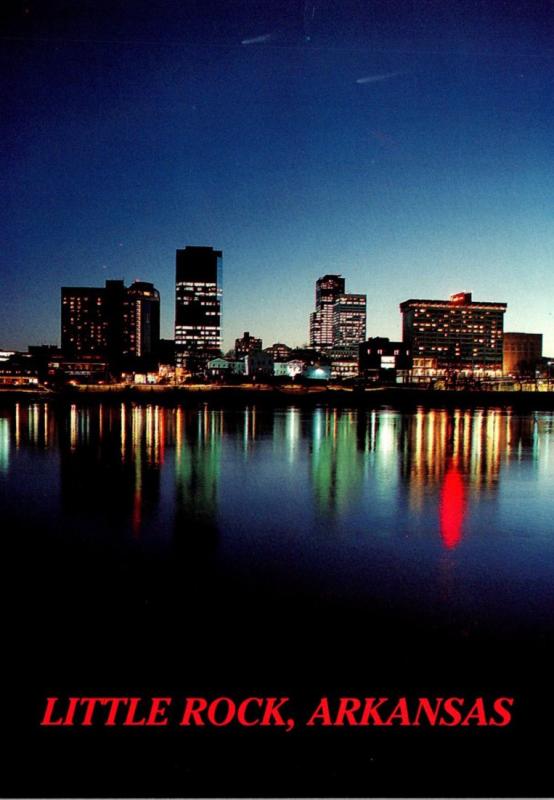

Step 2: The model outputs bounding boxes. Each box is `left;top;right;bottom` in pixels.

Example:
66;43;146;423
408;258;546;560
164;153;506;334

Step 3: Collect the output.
439;464;465;549
132;491;141;538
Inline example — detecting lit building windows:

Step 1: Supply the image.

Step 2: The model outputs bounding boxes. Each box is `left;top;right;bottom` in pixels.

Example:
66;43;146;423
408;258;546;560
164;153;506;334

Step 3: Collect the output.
400;292;507;376
174;246;222;370
61;280;160;365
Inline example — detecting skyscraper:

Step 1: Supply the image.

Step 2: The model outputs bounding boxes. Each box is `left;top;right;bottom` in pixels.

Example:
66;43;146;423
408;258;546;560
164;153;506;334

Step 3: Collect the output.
309;274;345;350
175;246;222;370
400;291;506;375
124;281;160;360
333;293;367;351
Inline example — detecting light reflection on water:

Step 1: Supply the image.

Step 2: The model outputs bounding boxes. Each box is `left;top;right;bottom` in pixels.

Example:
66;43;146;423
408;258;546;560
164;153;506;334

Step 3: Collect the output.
1;401;554;622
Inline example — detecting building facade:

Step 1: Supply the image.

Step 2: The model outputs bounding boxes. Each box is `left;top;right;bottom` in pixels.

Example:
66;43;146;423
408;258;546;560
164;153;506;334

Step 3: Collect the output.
332;293;367;353
244;351;274;377
207;357;246;379
309;274;345;350
359;337;411;382
124;281;160;360
235;331;262;358
264;342;292;361
175;246;222;370
400;292;506;376
61;279;160;367
329;353;359;380
503;332;543;375
273;359;304;378
61;285;108;358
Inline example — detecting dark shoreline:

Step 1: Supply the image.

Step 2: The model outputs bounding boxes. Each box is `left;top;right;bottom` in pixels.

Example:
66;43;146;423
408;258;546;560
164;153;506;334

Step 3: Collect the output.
2;384;554;410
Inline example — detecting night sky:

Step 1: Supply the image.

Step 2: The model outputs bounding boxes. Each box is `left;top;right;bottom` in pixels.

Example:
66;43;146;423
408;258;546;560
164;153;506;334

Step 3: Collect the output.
2;0;554;352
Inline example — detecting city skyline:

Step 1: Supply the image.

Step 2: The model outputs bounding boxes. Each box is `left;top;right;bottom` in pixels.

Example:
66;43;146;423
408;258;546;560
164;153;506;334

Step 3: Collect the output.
3;1;554;352
2;246;550;359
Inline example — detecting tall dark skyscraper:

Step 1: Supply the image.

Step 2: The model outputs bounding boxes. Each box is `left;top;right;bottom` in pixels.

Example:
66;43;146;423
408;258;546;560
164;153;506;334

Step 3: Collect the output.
61;279;160;367
309;274;345;350
175;246;222;370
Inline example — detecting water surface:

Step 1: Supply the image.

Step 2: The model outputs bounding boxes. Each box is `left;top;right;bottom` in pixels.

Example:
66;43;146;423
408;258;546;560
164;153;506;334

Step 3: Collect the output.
2;402;553;623
3;401;553;796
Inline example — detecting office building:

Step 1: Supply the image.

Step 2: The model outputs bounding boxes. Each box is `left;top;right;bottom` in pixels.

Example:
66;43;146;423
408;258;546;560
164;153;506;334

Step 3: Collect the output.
333;294;367;352
400;292;506;376
503;332;542;375
175;246;222;370
309;274;345;350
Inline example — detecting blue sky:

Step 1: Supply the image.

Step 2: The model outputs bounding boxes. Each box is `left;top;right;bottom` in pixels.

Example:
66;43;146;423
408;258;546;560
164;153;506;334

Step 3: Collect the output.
2;0;554;352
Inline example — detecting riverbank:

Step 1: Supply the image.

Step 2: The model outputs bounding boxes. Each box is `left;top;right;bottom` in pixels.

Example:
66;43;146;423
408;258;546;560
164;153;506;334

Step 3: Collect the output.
2;383;554;410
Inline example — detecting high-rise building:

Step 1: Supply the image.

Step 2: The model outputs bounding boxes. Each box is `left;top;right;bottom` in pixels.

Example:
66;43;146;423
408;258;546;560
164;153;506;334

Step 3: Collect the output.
175;246;222;370
400;292;506;375
124;281;160;360
309;274;345;350
61;279;160;367
61;279;127;362
333;294;367;351
61;285;107;358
